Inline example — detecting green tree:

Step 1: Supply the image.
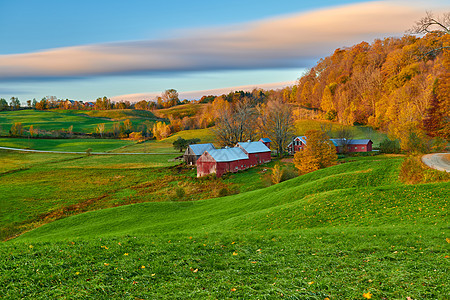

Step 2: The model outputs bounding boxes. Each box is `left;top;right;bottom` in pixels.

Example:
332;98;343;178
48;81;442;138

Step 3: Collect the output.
173;137;188;152
0;98;8;111
293;130;337;175
9;97;20;110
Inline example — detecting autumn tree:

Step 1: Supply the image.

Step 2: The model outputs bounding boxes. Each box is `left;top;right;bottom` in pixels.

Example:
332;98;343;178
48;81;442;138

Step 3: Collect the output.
96;123;105;137
10;122;23;136
161;89;180;108
152;121;171;140
214;97;257;147
258;98;295;157
293;130;337;175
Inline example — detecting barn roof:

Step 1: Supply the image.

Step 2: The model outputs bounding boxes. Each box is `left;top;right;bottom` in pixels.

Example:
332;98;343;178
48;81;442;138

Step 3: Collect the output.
236;141;271;154
330;139;372;146
188;143;216;156
259;138;272;143
206;148;248;162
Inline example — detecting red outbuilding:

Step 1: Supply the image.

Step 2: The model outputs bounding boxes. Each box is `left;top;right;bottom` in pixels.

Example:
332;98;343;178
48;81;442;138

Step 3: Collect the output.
236;141;271;167
287;136;307;155
197;147;250;178
258;138;272;149
330;139;373;153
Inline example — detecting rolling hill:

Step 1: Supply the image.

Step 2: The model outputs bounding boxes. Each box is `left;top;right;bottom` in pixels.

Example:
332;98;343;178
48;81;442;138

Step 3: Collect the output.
2;155;448;299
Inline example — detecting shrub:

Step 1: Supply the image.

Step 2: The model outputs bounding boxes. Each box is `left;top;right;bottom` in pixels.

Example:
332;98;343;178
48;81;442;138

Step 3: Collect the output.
399;156;450;184
271;164;283;184
129;131;144;141
379;138;401;154
175;187;185;199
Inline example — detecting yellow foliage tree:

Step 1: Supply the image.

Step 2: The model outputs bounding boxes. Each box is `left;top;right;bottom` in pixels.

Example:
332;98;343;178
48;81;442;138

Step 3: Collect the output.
293;130;337;175
152;121;171;140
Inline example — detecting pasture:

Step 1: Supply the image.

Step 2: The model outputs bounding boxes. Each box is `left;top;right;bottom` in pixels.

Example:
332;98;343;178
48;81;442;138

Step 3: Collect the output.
0;138;135;152
1;153;448;298
0;109;160;134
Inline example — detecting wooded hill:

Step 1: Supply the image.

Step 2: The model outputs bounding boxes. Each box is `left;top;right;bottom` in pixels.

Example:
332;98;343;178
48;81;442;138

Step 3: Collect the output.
290;33;449;141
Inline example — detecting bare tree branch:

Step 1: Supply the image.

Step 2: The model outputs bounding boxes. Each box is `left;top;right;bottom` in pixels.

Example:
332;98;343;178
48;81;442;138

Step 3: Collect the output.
409;11;450;35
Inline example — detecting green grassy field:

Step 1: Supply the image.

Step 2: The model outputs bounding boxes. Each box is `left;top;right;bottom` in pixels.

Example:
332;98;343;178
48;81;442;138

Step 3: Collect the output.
0;109;160;134
153;103;204;119
1;154;448;298
0;147;272;241
0;138;135;152
111;128;216;154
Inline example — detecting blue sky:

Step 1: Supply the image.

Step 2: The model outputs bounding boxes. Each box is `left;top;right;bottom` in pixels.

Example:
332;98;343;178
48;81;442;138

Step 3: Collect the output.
0;0;448;102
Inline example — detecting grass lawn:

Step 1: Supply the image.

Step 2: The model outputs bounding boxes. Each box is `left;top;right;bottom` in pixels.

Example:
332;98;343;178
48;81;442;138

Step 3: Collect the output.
1;154;448;298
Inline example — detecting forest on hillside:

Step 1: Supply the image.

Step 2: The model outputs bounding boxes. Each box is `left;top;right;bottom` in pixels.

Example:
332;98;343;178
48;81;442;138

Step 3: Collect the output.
288;32;449;141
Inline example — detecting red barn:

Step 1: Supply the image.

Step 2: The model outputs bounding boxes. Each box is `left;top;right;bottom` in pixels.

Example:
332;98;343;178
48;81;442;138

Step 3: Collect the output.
258;138;272;149
287;136;307;154
236;141;271;167
330;139;373;153
197;147;250;178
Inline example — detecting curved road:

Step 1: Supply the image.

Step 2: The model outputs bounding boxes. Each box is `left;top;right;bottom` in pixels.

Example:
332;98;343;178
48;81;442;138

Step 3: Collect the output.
422;153;450;173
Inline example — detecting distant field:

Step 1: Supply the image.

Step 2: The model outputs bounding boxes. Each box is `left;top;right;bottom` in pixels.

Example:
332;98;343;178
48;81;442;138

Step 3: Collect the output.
0;138;135;152
0;109;160;134
153;103;204;119
112;128;216;154
2;155;448;298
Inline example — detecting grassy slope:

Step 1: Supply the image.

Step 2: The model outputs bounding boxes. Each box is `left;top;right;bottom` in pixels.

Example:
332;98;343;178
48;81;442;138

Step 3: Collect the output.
0;146;270;241
17;157;448;240
111;128;216;154
2;156;448;299
0;138;135;152
153;103;204;119
0;109;159;134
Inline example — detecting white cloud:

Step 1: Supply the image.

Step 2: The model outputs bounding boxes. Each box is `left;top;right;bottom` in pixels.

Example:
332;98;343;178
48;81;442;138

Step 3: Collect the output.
110;81;296;102
0;0;448;80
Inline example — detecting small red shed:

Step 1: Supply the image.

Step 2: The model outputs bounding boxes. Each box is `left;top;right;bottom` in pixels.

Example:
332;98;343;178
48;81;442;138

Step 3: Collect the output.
236;141;271;167
287;136;307;154
330;139;373;153
197;147;250;178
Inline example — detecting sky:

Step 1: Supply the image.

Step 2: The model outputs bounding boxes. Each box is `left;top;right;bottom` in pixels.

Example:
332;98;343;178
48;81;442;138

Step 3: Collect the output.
0;0;449;102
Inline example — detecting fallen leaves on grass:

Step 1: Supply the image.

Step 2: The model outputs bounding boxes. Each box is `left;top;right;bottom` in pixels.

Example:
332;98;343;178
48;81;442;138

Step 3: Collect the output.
363;292;372;299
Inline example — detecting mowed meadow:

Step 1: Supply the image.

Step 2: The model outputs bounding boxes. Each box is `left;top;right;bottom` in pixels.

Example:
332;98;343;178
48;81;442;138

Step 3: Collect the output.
0;109;160;135
1;146;449;298
0;108;448;298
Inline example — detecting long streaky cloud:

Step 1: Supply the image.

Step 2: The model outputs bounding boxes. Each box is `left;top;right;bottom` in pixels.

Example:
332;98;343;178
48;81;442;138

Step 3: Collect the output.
0;1;448;80
110;81;296;103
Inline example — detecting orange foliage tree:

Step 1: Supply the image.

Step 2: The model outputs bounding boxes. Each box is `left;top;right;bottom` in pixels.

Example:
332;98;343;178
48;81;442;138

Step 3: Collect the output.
293;130;337;175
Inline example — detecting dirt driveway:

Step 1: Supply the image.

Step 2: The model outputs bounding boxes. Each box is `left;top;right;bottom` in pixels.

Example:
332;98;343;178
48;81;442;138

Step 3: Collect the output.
422;153;450;173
